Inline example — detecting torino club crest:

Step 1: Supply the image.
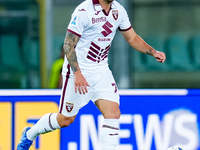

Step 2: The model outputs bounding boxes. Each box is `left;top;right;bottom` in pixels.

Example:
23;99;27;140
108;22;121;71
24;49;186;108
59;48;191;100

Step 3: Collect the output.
66;102;74;112
112;10;118;20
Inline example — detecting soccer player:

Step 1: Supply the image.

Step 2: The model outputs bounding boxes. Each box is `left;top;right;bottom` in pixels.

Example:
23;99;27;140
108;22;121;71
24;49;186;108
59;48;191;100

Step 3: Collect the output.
17;0;166;149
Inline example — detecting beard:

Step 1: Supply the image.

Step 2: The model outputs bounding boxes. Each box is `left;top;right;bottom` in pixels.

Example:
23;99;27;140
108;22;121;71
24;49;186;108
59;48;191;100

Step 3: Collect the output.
105;0;114;4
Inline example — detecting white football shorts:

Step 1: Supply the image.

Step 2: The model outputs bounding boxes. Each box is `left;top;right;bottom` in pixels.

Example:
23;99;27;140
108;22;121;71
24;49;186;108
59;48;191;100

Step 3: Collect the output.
59;68;120;117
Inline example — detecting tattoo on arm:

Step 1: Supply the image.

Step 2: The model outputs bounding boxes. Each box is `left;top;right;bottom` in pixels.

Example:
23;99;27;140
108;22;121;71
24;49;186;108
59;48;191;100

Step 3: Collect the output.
146;49;153;55
63;32;80;72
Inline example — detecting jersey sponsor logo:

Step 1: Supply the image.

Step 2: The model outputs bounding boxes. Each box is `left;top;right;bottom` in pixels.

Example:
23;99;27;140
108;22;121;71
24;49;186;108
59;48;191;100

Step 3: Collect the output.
95;11;101;15
92;17;106;24
66;102;74;112
98;38;111;41
112;10;118;20
86;42;110;63
101;21;113;37
71;16;77;25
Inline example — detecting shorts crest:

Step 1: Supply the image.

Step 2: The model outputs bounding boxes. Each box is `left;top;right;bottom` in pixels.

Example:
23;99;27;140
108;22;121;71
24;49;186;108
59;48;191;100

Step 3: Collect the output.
66;102;74;112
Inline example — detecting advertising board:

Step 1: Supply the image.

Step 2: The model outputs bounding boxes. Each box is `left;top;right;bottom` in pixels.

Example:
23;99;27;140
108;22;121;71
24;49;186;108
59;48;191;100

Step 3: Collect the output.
0;89;199;150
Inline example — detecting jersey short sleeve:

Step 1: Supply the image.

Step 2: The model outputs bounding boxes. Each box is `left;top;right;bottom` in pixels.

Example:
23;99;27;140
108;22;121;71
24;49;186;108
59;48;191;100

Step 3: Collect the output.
118;6;132;31
67;8;89;37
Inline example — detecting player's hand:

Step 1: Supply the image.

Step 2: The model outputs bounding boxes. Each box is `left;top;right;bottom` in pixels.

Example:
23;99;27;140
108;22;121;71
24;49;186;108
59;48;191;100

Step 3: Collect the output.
74;70;90;94
153;51;166;63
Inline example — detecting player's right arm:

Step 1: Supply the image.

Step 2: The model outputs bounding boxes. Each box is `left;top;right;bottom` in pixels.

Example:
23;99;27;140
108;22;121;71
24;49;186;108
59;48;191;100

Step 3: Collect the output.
63;32;89;94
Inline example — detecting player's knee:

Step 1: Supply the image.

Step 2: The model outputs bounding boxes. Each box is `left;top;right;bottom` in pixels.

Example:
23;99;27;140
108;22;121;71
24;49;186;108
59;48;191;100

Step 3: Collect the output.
59;117;75;127
57;113;76;127
113;110;121;119
104;109;121;119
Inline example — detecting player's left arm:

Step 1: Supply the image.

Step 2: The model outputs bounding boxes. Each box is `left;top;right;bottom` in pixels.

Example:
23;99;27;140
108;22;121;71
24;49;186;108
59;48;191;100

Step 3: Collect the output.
121;28;166;63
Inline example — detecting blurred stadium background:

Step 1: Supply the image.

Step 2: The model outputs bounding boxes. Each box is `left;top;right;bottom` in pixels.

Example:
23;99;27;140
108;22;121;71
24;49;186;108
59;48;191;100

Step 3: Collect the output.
0;0;200;89
1;1;200;150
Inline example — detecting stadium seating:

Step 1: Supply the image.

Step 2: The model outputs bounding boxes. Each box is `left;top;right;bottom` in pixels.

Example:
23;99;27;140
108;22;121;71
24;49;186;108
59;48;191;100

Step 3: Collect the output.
130;48;147;72
22;37;41;88
23;37;40;69
144;36;169;71
0;34;27;88
0;34;25;71
53;36;65;58
165;35;194;71
190;36;200;70
130;35;200;88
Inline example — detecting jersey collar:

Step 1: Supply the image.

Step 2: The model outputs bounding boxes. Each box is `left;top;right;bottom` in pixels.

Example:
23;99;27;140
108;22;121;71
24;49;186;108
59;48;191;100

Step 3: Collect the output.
92;0;116;11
